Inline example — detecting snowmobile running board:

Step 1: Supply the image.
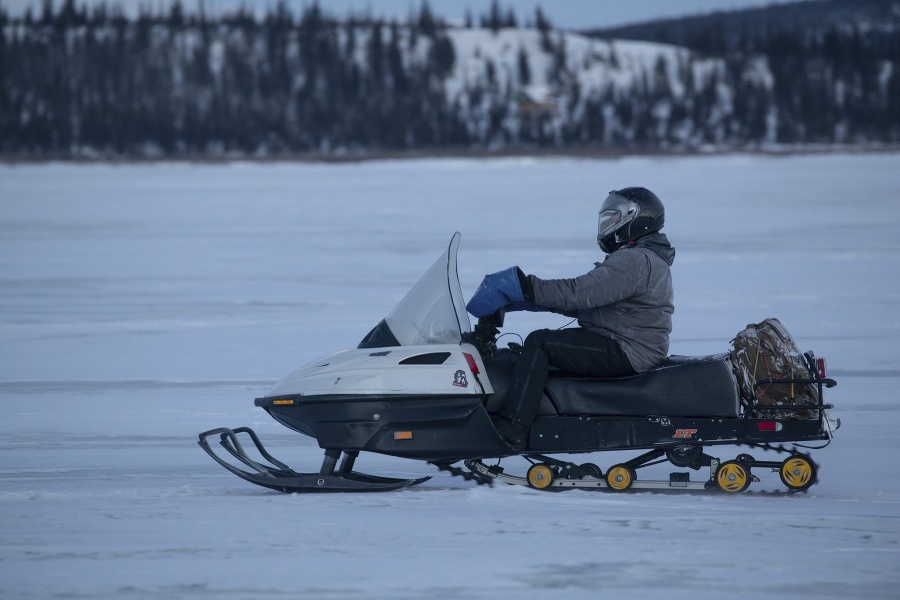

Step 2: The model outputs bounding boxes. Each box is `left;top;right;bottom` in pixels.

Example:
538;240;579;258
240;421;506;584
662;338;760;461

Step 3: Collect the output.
198;427;430;493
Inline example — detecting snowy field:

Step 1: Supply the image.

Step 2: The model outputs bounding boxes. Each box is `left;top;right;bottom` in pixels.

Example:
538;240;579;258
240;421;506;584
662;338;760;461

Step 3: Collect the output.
1;153;899;599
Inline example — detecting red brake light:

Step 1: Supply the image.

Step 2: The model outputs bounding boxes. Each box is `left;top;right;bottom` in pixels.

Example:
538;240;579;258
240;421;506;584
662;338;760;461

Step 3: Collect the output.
757;421;784;432
463;352;480;374
816;358;827;378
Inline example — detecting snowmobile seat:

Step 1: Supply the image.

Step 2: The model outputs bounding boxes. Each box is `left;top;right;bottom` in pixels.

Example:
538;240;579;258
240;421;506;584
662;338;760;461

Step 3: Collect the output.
543;353;741;418
482;351;741;418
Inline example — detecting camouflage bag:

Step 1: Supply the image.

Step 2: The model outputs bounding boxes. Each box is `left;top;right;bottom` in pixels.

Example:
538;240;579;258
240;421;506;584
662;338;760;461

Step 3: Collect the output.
730;318;818;419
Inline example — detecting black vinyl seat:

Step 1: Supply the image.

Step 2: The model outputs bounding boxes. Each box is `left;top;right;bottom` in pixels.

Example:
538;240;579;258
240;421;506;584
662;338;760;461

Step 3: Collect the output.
544;354;741;418
484;351;741;418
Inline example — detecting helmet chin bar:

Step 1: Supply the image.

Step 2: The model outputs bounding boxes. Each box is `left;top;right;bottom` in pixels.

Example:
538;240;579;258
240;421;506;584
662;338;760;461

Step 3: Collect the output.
597;231;624;254
599;222;650;254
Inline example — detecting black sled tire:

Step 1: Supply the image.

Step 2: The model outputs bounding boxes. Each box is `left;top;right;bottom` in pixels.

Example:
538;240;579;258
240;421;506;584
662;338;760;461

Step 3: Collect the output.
579;463;603;479
666;446;703;468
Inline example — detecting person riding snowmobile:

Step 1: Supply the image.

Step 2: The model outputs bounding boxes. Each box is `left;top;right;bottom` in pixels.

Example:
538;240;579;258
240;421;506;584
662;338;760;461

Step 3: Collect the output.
467;187;676;449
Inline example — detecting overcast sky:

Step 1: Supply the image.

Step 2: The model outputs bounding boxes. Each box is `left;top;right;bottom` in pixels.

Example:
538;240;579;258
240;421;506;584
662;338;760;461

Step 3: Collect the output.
1;0;816;29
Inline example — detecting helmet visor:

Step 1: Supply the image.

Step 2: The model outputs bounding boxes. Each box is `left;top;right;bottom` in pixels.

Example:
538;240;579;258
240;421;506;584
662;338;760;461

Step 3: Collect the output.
598;193;639;240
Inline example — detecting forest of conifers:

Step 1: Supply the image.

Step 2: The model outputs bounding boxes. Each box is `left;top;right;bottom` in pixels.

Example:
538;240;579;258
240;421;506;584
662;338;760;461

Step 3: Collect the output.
2;0;898;157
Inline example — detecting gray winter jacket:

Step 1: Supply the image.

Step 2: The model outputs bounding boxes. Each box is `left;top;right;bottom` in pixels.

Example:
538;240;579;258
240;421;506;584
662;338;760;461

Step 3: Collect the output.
530;233;675;373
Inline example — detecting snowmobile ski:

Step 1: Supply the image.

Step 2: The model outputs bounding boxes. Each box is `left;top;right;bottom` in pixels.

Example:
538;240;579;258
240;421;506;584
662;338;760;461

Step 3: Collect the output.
198;427;430;493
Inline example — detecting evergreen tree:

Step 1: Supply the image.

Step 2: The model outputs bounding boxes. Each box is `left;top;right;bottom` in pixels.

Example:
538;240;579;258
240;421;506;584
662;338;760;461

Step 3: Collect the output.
517;46;531;86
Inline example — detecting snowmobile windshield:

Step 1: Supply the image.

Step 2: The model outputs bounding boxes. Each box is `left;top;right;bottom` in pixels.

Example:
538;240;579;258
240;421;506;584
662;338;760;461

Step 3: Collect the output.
598;193;639;239
358;232;472;349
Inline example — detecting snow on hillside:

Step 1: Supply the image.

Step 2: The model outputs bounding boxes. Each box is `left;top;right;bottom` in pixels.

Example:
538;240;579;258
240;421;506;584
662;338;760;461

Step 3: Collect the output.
441;27;737;145
338;26;720;112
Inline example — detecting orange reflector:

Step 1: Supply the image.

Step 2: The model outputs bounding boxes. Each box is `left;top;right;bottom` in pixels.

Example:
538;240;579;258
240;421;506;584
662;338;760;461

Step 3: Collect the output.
394;431;413;440
273;399;294;405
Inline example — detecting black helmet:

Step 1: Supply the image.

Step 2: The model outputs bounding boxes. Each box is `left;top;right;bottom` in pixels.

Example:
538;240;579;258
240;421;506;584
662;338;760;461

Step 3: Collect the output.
596;187;665;253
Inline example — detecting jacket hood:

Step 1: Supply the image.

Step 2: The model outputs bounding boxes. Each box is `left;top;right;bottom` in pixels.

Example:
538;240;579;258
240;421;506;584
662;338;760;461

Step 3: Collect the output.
631;232;675;266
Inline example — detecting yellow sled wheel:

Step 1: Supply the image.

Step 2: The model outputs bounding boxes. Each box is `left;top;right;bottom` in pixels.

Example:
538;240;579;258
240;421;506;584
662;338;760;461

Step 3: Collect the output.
526;463;555;490
605;464;635;492
780;455;817;492
716;460;751;493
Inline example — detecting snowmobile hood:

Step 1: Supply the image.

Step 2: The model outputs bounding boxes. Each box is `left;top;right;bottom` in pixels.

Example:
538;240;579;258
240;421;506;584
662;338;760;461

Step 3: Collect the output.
632;232;675;266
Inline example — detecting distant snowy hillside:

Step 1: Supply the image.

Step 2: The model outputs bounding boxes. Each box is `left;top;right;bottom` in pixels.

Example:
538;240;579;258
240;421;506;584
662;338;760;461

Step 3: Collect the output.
442;28;740;147
1;1;896;156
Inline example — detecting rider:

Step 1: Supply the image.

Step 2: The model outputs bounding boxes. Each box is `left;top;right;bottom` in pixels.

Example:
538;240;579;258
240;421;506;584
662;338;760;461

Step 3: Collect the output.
467;187;675;449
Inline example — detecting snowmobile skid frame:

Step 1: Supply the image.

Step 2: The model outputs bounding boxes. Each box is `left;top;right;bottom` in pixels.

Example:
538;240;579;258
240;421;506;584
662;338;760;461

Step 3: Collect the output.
198;427;430;493
460;445;821;493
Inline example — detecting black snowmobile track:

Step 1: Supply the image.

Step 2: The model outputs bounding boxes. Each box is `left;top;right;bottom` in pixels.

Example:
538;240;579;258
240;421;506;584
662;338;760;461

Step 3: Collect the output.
442;443;821;495
429;460;494;485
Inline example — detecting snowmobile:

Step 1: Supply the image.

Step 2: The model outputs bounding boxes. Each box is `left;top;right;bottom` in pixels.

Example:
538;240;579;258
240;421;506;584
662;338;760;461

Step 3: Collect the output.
199;233;837;494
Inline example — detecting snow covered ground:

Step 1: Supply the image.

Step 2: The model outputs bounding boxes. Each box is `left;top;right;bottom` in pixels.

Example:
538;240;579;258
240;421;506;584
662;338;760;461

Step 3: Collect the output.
1;152;899;599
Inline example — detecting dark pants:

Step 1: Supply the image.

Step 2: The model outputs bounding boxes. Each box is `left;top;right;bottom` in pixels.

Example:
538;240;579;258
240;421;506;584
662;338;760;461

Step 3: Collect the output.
498;328;636;442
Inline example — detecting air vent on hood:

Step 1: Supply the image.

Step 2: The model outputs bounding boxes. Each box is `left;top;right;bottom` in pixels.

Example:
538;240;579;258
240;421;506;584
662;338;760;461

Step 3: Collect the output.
399;352;452;365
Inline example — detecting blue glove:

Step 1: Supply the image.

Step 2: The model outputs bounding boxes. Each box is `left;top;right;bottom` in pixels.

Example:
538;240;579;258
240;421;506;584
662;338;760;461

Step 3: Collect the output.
466;267;526;318
504;300;549;313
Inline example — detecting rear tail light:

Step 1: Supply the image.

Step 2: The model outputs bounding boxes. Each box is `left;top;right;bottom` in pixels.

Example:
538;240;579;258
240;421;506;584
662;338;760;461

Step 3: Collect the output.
463;352;480;374
816;357;827;379
757;421;783;432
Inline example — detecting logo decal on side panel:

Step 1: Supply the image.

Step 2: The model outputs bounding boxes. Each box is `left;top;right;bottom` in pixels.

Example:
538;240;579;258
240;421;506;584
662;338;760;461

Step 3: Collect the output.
452;370;468;388
673;428;698;439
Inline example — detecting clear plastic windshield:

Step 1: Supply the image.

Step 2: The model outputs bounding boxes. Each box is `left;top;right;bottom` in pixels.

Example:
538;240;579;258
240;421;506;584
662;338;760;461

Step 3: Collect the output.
358;232;472;348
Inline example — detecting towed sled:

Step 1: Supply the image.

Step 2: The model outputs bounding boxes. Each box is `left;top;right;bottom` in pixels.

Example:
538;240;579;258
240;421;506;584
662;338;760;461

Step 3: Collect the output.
199;233;837;494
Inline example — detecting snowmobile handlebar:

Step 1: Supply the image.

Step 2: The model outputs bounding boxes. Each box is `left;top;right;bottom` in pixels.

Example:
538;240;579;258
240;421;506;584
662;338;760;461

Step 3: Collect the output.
460;309;506;358
477;307;506;328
